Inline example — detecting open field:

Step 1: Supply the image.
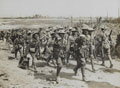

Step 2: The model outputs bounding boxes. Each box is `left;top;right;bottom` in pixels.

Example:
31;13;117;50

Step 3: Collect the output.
0;18;73;29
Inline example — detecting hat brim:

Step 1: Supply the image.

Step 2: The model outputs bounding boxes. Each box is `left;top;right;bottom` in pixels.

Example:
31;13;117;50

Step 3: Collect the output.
88;28;95;31
58;32;65;34
101;28;107;30
82;29;88;30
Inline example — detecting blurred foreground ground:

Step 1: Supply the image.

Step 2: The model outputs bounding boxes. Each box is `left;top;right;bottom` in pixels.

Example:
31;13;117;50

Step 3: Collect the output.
0;40;120;88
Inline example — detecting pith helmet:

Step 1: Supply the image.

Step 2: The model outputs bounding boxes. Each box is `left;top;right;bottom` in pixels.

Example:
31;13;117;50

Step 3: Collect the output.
81;24;89;30
58;30;66;34
88;27;95;32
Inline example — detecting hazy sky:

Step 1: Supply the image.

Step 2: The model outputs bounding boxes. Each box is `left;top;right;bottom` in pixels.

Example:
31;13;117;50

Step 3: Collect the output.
0;0;119;17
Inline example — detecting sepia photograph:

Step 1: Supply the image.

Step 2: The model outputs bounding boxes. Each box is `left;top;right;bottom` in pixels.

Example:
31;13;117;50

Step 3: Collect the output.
0;0;120;88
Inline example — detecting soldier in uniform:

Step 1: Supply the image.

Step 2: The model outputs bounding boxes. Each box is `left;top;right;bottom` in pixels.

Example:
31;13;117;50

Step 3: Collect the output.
66;27;77;64
0;31;5;40
24;30;32;56
45;31;55;65
53;29;66;83
101;26;113;68
81;24;90;63
29;32;39;72
24;30;37;72
87;27;95;71
14;33;24;60
73;34;86;81
115;32;120;58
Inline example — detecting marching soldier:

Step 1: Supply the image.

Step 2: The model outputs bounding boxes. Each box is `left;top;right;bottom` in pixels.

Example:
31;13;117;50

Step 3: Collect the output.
115;32;120;58
101;25;113;68
66;27;77;63
24;30;32;56
81;24;90;63
53;29;66;83
73;34;86;81
14;33;24;60
0;31;5;40
45;31;55;65
24;30;38;72
88;27;95;71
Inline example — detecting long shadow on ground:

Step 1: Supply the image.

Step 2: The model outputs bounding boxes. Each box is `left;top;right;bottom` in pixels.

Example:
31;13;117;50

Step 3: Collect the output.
86;81;120;88
99;68;120;73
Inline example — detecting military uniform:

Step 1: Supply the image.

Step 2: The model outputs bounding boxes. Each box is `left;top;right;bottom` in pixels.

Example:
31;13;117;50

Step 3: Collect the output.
101;26;113;68
24;31;38;72
53;30;65;83
81;24;90;63
115;33;120;58
24;31;32;56
88;28;95;71
0;31;4;40
74;34;86;81
14;34;24;59
45;33;55;64
53;36;63;67
66;28;77;63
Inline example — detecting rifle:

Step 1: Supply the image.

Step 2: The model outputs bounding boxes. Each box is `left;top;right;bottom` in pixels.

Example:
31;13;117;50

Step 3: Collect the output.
39;33;49;40
108;30;113;41
37;32;50;60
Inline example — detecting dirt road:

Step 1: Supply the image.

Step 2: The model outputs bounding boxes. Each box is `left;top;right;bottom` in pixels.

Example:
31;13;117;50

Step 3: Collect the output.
0;40;120;88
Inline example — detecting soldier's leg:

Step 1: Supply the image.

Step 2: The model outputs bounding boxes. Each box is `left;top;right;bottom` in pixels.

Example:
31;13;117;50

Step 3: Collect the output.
47;54;56;66
67;47;74;63
101;48;105;66
27;57;30;69
74;58;86;81
25;44;29;56
81;66;86;81
107;48;113;68
66;50;70;63
84;50;89;63
30;53;37;72
15;49;18;59
46;56;51;63
62;48;67;64
18;56;24;66
80;58;86;81
56;57;63;83
46;53;52;63
17;47;24;67
18;48;23;59
90;55;95;71
73;54;83;75
73;60;79;75
108;55;113;68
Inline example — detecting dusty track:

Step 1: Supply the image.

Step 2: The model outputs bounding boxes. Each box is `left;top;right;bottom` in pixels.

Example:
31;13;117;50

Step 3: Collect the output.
0;40;120;88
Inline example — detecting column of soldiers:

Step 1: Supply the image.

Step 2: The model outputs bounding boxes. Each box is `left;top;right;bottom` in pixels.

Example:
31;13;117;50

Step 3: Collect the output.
0;24;114;83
